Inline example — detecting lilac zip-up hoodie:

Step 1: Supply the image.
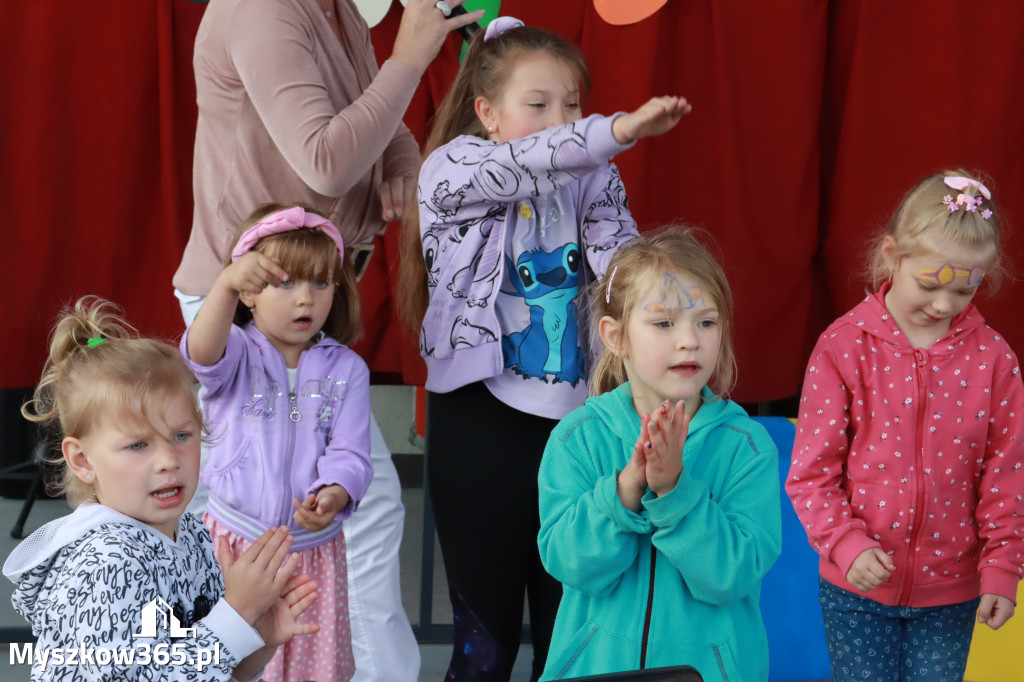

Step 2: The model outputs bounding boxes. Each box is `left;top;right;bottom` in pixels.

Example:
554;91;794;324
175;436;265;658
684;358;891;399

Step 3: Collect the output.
417;114;640;393
181;323;372;551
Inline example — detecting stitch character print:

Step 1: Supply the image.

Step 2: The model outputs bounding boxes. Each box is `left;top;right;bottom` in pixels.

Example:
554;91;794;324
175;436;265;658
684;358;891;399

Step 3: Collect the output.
503;242;585;385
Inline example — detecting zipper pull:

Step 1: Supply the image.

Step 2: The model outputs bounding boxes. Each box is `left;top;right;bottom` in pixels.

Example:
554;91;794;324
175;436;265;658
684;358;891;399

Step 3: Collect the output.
288;392;301;423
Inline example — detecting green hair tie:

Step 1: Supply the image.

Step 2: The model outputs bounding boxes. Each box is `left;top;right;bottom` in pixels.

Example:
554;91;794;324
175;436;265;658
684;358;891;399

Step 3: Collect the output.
86;337;106;349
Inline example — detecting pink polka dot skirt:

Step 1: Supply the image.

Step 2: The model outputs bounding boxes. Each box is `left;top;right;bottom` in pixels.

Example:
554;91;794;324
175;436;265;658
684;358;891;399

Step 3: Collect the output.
205;515;355;681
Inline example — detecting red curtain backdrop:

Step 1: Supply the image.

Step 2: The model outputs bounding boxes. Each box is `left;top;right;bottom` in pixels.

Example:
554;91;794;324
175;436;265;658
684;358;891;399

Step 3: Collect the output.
2;0;1022;406
1;1;205;386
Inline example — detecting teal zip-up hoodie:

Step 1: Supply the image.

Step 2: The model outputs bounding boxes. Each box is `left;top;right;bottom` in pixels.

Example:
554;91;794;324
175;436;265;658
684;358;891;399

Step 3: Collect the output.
538;384;782;681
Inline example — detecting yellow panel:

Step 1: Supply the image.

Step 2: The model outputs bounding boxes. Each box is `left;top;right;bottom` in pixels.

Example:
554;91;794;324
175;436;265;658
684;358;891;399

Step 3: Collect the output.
964;581;1024;682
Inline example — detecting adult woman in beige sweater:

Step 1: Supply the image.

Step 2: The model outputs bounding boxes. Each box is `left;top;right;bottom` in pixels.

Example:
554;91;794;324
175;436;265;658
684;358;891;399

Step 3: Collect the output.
173;1;481;680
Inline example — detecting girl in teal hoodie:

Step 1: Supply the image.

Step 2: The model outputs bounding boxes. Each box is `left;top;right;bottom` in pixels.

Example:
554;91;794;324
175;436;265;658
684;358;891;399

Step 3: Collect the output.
538;227;782;681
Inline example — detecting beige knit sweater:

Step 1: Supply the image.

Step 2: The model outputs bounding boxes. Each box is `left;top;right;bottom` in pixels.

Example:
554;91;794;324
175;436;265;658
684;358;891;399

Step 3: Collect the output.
174;0;421;294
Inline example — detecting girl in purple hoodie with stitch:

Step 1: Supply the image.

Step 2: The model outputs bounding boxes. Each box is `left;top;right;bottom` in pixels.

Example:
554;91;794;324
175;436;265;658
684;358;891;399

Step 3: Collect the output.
183;203;372;682
396;16;689;681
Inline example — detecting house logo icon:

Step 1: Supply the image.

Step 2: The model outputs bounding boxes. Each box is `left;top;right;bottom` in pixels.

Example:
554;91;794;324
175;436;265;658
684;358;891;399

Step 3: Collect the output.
133;598;196;638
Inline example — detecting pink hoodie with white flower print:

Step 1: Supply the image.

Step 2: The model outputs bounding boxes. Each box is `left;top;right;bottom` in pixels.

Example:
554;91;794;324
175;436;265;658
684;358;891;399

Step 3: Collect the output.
786;282;1024;607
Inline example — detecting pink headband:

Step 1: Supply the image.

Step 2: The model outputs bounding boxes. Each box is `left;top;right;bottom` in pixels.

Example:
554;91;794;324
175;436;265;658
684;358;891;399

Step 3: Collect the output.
484;16;525;41
231;207;345;262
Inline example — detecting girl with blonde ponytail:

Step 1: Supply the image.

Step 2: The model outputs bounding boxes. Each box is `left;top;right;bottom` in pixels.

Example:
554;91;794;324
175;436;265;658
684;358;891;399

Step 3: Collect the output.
5;296;317;681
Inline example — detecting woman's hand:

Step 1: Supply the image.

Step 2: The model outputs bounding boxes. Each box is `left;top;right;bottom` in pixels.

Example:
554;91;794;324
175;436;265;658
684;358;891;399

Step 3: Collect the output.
390;0;485;75
220;527;300;624
612;96;692;144
645;400;688;496
378;171;417;222
292;484;350;532
846;547;895;593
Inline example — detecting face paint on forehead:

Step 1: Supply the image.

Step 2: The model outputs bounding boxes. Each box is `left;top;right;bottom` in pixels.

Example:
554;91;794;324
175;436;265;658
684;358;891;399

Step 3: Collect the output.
917;263;985;287
643;272;708;313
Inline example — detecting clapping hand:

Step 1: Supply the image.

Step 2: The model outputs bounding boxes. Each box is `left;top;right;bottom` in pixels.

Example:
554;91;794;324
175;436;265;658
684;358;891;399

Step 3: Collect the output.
644;400;688;496
220;527;301;625
618;413;652;512
253;572;320;647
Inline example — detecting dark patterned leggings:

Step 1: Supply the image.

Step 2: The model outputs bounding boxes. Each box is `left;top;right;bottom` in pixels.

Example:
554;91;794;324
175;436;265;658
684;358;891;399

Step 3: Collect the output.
427;382;563;682
819;577;979;682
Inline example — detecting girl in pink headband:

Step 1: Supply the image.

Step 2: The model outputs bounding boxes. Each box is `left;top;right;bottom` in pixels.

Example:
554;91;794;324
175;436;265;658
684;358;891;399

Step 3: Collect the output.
183;202;370;681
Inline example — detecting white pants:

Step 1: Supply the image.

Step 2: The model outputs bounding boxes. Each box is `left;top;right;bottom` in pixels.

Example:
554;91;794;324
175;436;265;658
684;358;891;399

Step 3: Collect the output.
176;290;420;682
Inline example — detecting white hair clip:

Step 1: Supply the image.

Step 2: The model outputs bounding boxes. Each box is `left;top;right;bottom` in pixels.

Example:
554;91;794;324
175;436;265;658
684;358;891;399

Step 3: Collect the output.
605;266;618;304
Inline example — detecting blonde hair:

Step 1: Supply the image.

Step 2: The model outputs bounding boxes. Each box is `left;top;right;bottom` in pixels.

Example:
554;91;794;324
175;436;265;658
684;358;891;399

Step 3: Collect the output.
590;226;736;398
869;169;1006;293
227;203;362;345
22;296;203;506
396;23;591;333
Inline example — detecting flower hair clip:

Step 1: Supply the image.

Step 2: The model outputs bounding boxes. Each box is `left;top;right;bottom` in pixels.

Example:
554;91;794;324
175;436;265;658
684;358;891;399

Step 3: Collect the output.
942;193;984;213
942;176;994;220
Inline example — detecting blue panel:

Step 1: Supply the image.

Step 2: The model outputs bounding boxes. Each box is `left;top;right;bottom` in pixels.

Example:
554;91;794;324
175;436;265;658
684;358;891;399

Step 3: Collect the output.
753;417;831;682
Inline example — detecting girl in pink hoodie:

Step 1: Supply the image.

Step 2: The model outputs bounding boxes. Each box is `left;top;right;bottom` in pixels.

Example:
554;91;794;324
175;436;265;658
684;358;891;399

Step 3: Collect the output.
786;169;1024;682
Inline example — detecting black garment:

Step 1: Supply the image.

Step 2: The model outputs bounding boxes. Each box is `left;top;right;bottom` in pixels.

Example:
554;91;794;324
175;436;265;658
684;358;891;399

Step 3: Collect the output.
427;382;563;682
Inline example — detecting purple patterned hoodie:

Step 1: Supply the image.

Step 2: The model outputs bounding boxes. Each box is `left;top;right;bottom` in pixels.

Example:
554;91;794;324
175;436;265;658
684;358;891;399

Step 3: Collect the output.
417;114;640;393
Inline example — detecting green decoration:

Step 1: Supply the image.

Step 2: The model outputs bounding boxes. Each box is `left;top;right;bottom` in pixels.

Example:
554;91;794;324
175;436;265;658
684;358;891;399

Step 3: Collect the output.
459;0;501;61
